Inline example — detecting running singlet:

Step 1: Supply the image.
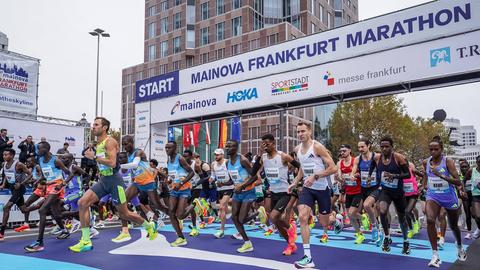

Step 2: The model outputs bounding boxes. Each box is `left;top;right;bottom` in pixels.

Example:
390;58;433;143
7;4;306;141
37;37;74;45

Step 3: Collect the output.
120;169;133;187
471;167;480;196
462;174;472;193
403;167;418;196
39;156;64;182
297;141;329;191
190;161;202;190
340;157;360;195
212;160;233;191
358;154;378;188
227;155;254;191
167;154;191;190
376;153;403;191
96;138;114;176
426;156;457;196
132;160;155;185
63;164;82;191
262;152;289;193
3;160;18;184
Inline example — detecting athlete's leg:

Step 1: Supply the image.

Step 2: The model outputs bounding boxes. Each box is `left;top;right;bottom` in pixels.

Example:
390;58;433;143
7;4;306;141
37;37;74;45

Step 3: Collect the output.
405;197;417;230
237;201;255;241
426;200;441;251
0;202;14;235
363;196;377;227
446;207;462;246
168;196;183;238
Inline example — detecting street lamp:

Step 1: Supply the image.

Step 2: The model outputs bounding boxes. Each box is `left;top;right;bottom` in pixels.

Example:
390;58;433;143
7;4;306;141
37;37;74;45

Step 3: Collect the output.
89;28;110;117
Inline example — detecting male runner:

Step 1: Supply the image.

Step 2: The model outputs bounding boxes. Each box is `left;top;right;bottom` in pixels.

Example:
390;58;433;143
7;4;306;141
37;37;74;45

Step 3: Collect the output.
165;141;195;247
68;117;157;252
60;153;86;234
423;136;466;267
0;149;32;241
288;122;337;269
184;149;203;236
369;136;411;254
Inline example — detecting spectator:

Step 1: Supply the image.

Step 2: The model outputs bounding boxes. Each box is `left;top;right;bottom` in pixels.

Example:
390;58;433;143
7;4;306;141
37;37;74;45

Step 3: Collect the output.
18;135;35;163
57;142;70;155
82;143;97;182
34;137;47;157
0;128;14;163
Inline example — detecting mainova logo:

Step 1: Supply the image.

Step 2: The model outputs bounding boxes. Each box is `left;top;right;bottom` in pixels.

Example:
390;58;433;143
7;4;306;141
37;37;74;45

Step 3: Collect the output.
171;98;217;115
226;88;258;103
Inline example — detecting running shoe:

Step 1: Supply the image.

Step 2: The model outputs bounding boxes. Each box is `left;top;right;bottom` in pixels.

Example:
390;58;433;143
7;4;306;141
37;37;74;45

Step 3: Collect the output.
334;219;343;234
361;214;370;231
69;220;81;234
199;222;207;229
90;227;100;238
189;227;200;237
465;232;472;240
237;241;253;253
111;232;131;243
438;236;445;250
50;225;62;235
69;239;93;253
371;227;379;243
65;220;72;230
15;224;30;232
428;254;442;268
264;228;275;236
24;240;44;252
308;215;315;229
294;255;315;269
355;233;365;244
56;230;70;240
214;217;221;223
344;217;350;226
413;220;420;234
376;232;384;247
146;221;158;240
282;245;295;256
382;237;392;252
457;247;467;261
287;223;297;245
207;216;215;225
0;233;4;242
258;206;267;225
214;230;224;239
94;221;105;229
156;219;165;230
170;237;187;247
320;234;328;243
193;198;203;216
402;241;411;255
473;228;480;239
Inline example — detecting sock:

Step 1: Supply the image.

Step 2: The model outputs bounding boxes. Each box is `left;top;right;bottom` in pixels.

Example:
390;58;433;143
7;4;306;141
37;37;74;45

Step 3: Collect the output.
432;249;438;257
146;211;155;221
81;227;90;242
303;244;311;258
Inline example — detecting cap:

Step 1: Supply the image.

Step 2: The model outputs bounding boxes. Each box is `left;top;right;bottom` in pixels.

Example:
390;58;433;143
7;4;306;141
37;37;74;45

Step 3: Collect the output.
214;149;224;155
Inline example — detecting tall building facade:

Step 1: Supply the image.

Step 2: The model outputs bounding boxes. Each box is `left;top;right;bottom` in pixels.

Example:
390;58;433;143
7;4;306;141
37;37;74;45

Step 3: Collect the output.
121;0;358;159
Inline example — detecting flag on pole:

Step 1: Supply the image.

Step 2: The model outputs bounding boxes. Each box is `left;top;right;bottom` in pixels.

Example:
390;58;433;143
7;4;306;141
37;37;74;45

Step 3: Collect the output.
193;122;201;147
183;124;191;148
218;119;228;148
205;122;211;145
168;127;175;142
231;116;241;143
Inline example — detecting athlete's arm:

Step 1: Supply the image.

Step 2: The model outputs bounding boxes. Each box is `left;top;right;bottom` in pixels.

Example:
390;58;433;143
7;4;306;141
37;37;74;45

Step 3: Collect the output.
442;158;463;187
391;153;411;180
350;156;360;179
336;160;343;183
313;142;337;178
55;158;71;180
250;155;263;176
421;159;428;190
65;165;86;184
282;152;300;169
17;162;32;186
120;157;141;169
368;153;380;177
239;155;257;190
179;156;194;183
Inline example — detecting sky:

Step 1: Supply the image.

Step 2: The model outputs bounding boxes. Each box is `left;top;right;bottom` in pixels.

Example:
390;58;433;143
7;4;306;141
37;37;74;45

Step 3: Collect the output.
0;0;478;136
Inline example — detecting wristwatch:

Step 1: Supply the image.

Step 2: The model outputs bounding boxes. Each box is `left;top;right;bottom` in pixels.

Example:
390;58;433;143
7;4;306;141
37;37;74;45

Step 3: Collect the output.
314;174;320;180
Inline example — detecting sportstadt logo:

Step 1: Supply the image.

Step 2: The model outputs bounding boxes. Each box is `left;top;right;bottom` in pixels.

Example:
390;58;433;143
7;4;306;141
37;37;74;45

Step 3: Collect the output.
226;88;258;103
323;71;334;86
171;98;217;115
270;77;309;96
430;47;451;67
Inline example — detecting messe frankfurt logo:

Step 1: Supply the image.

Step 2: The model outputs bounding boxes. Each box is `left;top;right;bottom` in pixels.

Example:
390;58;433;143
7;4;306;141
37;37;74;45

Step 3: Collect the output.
324;71;334;86
430;47;451;67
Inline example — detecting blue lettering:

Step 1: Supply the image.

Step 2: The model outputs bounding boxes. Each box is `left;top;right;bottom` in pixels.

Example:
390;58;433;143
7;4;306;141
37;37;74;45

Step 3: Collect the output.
347;32;362;48
363;29;377;44
377;25;390;41
390;21;406;38
418;13;434;31
435;9;452;26
454;3;471;22
285;48;296;62
227;88;258;103
402;17;417;33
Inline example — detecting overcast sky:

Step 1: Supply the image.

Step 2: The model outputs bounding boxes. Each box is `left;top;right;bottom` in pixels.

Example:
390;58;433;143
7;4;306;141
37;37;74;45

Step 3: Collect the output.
1;0;478;137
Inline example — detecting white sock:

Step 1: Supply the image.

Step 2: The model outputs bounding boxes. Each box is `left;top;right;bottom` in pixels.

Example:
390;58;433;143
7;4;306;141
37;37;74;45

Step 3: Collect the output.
245;240;252;245
432;249;438;257
303;244;311;258
146;211;155;221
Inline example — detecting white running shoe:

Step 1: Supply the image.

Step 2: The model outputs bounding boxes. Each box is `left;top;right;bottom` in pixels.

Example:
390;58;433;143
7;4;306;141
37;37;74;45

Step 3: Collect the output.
69;219;81;234
94;220;105;229
473;228;480;239
231;232;243;240
457;247;467;262
428;254;442;268
50;225;62;235
90;227;100;238
465;232;472;240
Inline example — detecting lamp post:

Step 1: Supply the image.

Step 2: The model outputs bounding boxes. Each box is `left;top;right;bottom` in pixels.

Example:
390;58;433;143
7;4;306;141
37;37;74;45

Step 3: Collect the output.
89;28;110;117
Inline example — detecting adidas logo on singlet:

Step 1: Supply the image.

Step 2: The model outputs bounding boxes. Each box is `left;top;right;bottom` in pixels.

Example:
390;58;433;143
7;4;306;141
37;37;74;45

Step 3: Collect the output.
308;154;315;159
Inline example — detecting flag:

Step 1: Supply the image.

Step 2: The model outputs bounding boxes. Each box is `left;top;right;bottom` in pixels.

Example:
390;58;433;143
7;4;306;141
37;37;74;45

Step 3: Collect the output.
183;124;191;148
218;119;228;148
193;122;201;147
231;116;241;143
168;127;175;142
205;122;211;145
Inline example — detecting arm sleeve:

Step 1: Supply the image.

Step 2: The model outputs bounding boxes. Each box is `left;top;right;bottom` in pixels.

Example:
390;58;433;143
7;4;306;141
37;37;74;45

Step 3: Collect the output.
120;157;141;169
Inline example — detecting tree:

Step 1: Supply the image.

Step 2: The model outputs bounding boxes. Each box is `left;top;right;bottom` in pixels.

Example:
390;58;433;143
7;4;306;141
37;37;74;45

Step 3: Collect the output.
327;96;448;166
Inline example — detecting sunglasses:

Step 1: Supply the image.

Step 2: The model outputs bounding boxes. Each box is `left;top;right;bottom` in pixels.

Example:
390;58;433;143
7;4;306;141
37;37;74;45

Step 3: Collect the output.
429;148;440;151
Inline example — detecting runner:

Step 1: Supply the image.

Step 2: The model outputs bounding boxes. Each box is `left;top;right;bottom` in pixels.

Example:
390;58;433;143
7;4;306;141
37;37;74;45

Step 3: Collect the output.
226;139;259;253
60;153;86;234
68;117;157;253
369;136;411;254
460;160;479;239
183;149;203;236
351;138;381;244
210;148;234;238
423;136;466;267
288;122;337;269
253;133;300;255
165;141;195;247
24;141;72;251
468;155;480;240
0;149;32;241
336;144;364;244
404;162;421;239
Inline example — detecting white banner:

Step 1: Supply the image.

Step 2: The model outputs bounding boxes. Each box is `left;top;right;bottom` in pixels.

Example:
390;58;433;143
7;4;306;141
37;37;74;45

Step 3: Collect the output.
150;122;168;168
135;102;150;157
0;51;39;114
151;30;480;123
0;192;40;223
1;116;86;157
179;0;480;93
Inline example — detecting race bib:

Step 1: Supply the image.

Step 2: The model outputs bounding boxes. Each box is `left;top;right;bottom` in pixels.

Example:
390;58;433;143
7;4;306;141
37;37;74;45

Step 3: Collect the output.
428;176;449;193
41;166;55;181
303;163;315;177
381;172;398;189
404;182;414;193
228;170;241;184
255;185;263;194
266;167;280;184
96;153;109;171
5;171;15;184
216;171;227;182
465;180;472;192
168;170;178;183
344;174;356;187
122;174;132;185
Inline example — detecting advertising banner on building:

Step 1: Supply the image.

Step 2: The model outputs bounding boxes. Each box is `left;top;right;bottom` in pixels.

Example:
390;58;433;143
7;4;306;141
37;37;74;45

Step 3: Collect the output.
135;102;151;156
0;51;39;114
150;30;480;123
1;116;85;157
150;122;168;168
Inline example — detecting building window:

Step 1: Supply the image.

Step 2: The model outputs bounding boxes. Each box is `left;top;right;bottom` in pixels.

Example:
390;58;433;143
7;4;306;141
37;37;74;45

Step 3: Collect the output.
160;1;168;11
187;29;195;48
215;48;225;60
201;52;209;64
232;0;241;10
232;16;242;36
231;44;241;55
253;11;263;30
160;64;168;74
216;0;224;15
160;17;168;34
148;5;156;17
173;60;180;70
174;0;182;6
148;45;156;61
186;56;194;67
311;22;315;34
173;37;181;53
160;41;168;58
216;22;225;41
148;22;156;39
201;2;209;20
319;4;324;23
248;38;260;50
327;12;332;28
201;27;209;45
174;12;182;29
310;0;314;13
267;33;278;46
